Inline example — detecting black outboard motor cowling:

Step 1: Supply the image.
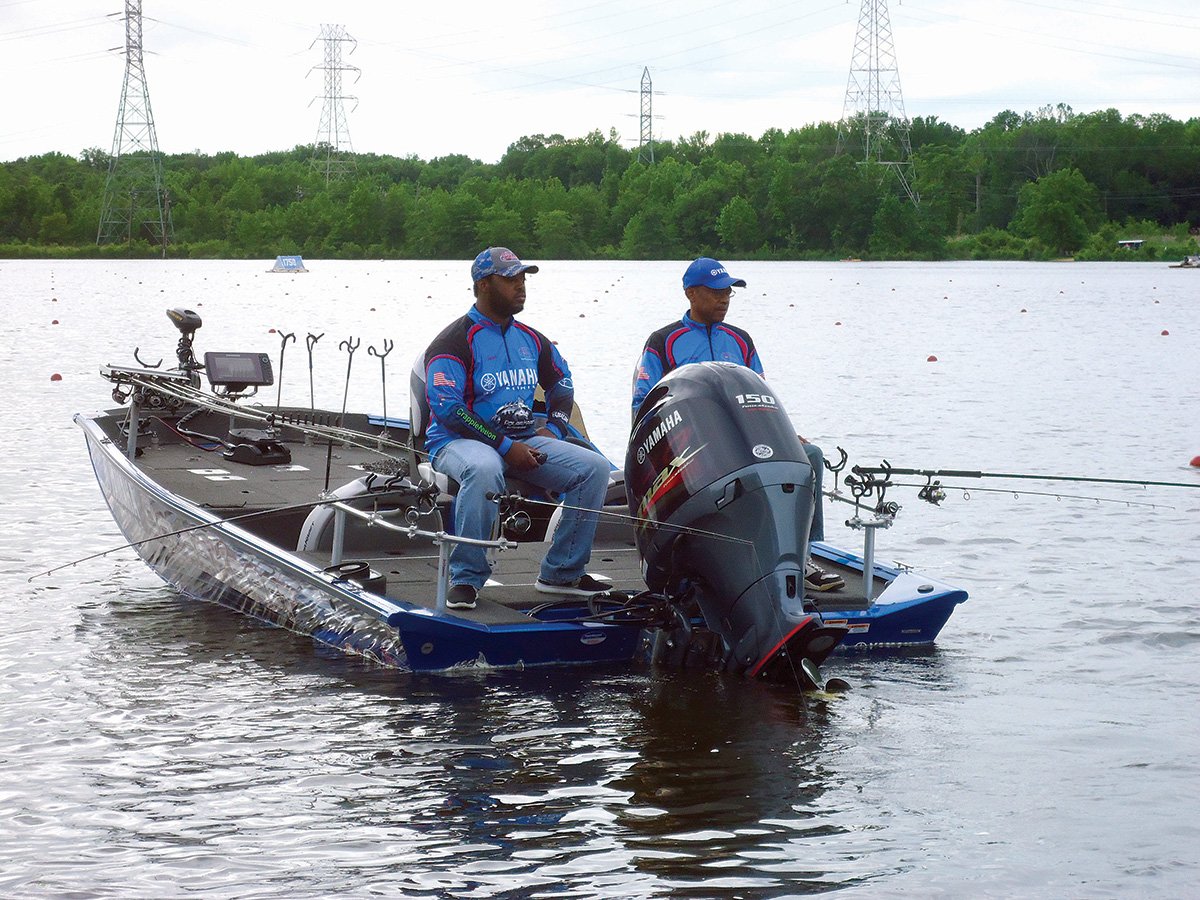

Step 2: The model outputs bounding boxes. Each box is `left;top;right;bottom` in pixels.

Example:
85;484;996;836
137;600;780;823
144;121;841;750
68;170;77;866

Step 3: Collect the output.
626;362;845;683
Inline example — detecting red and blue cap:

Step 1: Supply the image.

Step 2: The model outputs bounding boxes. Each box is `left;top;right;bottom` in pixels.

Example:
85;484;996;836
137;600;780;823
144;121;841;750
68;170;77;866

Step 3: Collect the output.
472;247;539;282
683;257;746;289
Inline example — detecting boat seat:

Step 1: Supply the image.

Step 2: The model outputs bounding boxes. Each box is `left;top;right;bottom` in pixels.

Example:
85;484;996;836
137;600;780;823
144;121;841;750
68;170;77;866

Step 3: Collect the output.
295;474;439;554
408;352;555;502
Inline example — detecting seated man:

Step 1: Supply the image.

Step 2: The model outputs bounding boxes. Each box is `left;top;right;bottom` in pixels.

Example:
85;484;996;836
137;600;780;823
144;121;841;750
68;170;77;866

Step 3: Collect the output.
631;256;845;592
423;247;612;610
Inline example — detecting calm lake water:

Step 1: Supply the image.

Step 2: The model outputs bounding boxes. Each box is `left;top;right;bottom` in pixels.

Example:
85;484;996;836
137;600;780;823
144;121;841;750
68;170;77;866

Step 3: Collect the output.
3;258;1198;897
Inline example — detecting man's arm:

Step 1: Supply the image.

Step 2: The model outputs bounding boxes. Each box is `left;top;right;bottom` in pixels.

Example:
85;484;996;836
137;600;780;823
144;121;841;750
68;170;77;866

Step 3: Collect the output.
536;337;575;439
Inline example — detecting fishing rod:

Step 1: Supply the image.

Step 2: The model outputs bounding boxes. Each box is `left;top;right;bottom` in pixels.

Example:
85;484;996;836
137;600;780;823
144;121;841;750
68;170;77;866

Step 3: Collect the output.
852;463;1200;492
119;373;414;459
489;490;754;548
887;482;1173;509
29;485;434;582
823;482;1172;510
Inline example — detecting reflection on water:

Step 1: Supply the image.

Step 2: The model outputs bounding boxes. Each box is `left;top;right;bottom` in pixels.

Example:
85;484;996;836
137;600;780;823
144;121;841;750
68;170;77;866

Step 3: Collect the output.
612;675;842;896
2;259;1198;897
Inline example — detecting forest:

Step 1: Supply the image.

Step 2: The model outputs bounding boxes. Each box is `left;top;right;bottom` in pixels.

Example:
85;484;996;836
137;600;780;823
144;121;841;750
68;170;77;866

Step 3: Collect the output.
2;104;1198;262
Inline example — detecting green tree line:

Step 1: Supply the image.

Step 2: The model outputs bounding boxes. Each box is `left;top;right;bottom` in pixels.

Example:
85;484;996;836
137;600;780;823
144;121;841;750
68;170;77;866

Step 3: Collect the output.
3;104;1198;261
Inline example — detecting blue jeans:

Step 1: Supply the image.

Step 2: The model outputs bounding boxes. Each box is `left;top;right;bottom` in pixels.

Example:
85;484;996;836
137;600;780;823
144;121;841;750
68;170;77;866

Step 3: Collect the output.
802;443;825;543
432;435;611;589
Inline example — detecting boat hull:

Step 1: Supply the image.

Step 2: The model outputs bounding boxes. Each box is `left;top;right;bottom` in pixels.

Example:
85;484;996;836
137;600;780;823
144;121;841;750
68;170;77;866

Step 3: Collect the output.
77;413;641;673
810;543;968;648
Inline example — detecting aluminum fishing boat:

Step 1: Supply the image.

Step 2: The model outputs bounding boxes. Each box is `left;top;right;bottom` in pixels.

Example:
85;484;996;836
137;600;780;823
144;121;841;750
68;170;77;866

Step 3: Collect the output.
73;309;967;689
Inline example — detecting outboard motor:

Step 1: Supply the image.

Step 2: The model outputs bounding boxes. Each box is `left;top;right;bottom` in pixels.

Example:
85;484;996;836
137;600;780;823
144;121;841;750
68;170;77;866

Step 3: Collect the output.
625;362;846;685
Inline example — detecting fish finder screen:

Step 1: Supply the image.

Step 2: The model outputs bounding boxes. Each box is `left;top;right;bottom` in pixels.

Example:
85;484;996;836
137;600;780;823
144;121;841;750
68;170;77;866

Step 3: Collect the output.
204;352;274;387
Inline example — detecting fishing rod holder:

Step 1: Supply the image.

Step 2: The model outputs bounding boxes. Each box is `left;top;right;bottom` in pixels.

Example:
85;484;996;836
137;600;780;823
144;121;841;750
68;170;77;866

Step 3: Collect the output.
841;462;902;605
843;508;895;606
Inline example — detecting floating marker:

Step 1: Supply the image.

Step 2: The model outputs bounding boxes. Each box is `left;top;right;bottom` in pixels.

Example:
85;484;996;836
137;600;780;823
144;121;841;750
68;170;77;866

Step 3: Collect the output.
52;319;59;324
268;327;276;333
1021;308;1027;313
927;355;938;362
50;373;62;382
1161;329;1170;336
1190;456;1200;468
835;321;842;326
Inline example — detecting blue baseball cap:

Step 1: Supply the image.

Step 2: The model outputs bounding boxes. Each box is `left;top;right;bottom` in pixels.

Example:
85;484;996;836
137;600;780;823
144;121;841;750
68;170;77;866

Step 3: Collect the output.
471;247;539;282
682;257;746;289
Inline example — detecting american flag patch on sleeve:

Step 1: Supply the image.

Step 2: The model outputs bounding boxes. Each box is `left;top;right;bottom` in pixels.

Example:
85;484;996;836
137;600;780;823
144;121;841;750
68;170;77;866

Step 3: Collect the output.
432;372;456;388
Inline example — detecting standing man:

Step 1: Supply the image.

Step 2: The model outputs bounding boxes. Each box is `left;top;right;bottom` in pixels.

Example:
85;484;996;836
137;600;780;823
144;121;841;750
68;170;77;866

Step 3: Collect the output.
631;256;845;593
423;247;612;610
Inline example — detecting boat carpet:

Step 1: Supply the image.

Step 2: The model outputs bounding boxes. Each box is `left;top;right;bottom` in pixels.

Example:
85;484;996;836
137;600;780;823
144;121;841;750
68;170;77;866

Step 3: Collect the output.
295;543;647;626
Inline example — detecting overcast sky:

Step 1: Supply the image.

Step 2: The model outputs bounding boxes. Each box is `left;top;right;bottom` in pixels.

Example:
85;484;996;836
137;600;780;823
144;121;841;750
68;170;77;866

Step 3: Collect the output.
2;0;1198;164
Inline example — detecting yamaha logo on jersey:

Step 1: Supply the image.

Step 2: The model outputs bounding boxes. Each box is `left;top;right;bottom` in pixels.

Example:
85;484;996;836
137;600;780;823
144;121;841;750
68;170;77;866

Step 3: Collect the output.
479;367;537;395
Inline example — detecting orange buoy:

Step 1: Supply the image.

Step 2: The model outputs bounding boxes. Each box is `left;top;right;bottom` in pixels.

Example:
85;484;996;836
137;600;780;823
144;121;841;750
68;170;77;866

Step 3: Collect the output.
1190;456;1200;468
927;355;938;362
1161;329;1170;336
50;373;62;382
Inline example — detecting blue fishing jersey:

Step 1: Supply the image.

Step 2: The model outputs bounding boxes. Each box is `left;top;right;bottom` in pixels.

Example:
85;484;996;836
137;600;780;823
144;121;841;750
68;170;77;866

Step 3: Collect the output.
632;311;762;411
423;306;574;458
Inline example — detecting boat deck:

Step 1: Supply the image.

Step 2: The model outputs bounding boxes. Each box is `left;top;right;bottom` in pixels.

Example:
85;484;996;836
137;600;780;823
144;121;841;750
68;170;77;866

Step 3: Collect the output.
102;407;878;624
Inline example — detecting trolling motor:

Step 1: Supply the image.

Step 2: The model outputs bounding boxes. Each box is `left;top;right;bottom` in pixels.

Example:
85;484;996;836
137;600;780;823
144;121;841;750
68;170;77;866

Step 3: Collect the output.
166;307;204;386
625;362;847;687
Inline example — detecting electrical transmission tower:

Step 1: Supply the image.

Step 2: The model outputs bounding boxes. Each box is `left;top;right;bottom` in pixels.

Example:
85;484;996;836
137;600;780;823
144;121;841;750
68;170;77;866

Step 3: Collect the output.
638;67;654;164
97;0;173;255
836;0;918;205
309;24;360;184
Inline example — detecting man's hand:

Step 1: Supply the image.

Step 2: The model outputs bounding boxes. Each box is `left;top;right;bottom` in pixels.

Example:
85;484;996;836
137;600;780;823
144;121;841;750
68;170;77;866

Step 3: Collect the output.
504;441;545;471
